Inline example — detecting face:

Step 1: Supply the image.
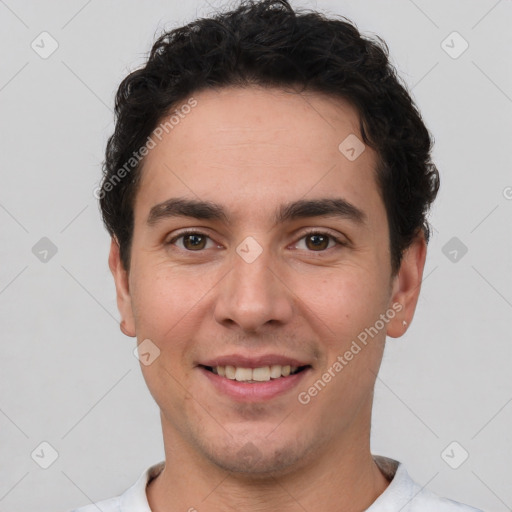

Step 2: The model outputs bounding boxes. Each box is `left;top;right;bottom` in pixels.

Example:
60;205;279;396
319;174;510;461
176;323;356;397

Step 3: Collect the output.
110;86;425;476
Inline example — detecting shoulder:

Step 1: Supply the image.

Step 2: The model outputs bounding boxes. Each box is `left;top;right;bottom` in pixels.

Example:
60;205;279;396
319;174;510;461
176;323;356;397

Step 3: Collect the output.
370;456;484;512
70;495;120;512
408;487;484;512
68;461;165;512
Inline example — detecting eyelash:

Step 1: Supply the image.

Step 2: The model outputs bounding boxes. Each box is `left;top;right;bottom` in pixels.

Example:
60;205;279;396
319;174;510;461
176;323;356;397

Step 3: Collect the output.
167;229;347;253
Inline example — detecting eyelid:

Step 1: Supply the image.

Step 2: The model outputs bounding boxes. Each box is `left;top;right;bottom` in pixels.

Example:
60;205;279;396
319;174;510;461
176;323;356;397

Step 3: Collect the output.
166;228;220;249
166;227;348;252
296;228;348;244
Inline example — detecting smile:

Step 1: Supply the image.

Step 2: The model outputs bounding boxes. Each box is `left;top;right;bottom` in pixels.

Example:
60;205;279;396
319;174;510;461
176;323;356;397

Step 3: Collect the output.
203;364;307;382
198;363;311;401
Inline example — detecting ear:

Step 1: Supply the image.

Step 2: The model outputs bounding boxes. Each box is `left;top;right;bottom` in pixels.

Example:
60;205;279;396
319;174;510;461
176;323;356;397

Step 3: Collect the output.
386;230;427;338
108;238;136;337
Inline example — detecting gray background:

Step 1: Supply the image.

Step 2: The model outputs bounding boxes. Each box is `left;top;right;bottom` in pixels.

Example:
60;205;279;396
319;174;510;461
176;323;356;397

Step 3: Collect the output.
0;0;511;510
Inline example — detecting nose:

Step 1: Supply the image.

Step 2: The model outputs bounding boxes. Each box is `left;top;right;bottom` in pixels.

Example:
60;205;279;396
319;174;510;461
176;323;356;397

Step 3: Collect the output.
213;241;294;333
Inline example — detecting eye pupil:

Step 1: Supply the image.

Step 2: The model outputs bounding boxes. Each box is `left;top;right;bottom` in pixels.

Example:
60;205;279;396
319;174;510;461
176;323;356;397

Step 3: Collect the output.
307;233;329;251
184;234;205;250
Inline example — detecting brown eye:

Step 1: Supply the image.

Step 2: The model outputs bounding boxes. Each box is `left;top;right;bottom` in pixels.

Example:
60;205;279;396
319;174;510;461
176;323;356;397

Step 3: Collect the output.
168;231;213;251
295;231;343;252
305;233;330;251
182;233;207;250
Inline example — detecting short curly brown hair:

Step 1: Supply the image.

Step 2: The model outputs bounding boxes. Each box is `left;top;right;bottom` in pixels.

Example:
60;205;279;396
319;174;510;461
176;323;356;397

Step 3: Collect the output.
99;0;439;276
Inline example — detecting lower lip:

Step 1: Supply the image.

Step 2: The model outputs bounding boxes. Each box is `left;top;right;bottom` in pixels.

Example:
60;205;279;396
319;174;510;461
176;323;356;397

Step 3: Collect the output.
199;367;310;402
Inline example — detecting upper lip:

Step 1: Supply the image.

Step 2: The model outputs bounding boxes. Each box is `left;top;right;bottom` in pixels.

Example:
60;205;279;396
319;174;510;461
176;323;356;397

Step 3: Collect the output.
199;354;311;369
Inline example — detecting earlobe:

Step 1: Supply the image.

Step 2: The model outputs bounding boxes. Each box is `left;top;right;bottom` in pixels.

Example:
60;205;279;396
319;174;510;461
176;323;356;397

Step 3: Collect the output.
108;238;136;338
120;319;134;337
387;231;427;338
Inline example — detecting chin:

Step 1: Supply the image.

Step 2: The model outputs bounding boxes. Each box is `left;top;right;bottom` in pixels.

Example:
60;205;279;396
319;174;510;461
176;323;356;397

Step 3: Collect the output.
198;433;316;477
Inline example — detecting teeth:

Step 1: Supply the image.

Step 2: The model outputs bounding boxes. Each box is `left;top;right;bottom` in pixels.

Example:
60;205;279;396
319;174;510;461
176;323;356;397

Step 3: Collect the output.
225;365;236;379
235;367;252;381
213;364;300;382
270;364;282;378
252;366;270;381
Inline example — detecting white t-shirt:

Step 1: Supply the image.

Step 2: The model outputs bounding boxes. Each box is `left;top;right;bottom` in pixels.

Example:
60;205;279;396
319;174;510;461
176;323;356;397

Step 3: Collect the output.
70;455;483;512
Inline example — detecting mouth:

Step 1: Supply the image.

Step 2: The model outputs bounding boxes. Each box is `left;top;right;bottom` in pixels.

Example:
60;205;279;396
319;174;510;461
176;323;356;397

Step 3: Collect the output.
197;360;312;402
199;364;310;382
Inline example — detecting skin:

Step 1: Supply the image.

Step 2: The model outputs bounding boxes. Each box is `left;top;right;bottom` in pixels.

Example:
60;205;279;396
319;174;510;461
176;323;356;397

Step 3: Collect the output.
109;86;427;512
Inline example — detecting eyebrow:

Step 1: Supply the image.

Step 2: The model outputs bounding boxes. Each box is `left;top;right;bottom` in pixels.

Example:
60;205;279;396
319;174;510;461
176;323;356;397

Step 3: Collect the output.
147;197;367;227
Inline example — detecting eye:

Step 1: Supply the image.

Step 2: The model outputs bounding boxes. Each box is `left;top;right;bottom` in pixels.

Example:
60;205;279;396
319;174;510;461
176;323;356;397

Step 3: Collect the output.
293;230;346;252
167;230;217;251
167;229;346;253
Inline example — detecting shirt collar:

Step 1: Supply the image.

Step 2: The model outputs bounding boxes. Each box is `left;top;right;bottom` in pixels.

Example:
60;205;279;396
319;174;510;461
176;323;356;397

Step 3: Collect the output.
119;460;165;511
366;455;417;511
119;455;408;511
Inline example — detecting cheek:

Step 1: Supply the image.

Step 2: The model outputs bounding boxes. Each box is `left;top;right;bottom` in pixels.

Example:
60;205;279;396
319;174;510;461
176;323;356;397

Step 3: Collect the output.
129;263;187;339
130;265;202;409
296;264;388;339
129;260;221;353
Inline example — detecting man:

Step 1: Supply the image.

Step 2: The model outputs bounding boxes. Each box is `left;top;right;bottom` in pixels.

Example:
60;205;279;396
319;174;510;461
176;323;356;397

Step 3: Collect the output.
73;0;483;510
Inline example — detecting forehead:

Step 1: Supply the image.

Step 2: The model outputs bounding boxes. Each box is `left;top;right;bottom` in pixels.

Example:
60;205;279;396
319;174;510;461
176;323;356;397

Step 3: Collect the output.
135;86;383;227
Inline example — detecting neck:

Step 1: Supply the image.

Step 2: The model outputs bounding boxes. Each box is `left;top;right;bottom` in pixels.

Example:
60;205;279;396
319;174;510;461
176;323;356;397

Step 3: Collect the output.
147;416;391;512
